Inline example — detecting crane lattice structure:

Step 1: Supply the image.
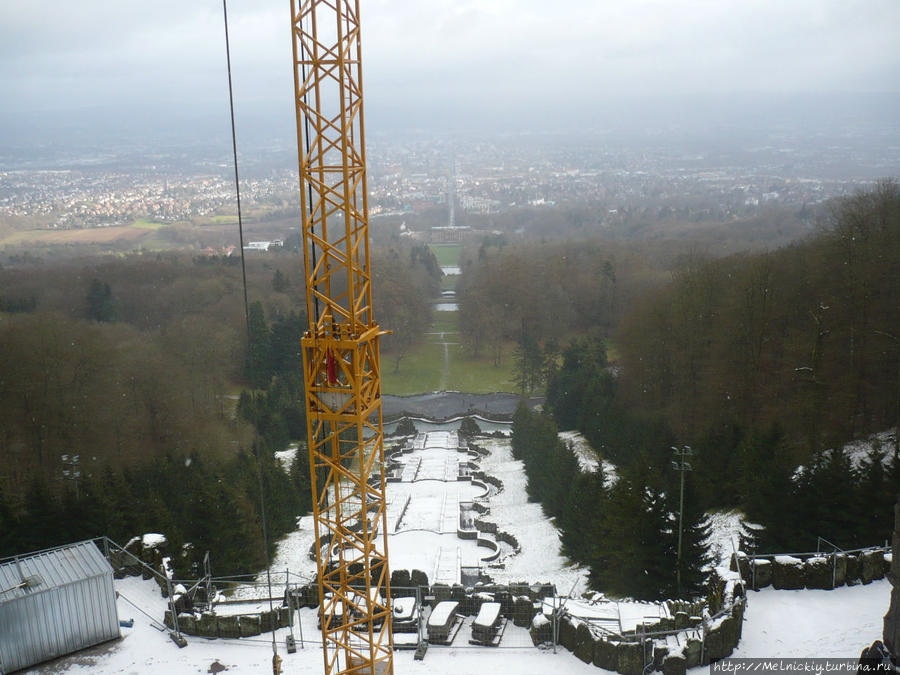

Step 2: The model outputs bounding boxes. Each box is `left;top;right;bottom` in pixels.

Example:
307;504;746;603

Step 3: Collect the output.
290;1;394;673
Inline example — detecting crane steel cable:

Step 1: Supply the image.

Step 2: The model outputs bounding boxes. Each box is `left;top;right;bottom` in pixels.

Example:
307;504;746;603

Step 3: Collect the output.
220;0;278;666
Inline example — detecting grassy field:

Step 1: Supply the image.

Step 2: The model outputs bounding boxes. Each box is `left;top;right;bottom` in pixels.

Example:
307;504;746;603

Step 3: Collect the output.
429;244;462;267
210;214;239;224
382;310;517;395
0;225;152;246
440;274;458;292
130;219;168;230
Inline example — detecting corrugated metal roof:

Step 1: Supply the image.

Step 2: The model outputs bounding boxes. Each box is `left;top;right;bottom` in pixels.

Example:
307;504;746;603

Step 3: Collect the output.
0;540;110;604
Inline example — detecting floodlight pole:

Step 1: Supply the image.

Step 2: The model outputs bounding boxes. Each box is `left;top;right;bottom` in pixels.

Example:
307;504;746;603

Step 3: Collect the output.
672;445;692;597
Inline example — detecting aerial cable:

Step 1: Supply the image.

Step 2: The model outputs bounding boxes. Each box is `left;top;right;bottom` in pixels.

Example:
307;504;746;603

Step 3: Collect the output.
221;0;278;667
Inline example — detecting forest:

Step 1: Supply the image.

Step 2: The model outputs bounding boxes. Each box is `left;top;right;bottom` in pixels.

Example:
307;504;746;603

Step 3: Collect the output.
501;183;899;598
1;182;897;597
0;242;441;573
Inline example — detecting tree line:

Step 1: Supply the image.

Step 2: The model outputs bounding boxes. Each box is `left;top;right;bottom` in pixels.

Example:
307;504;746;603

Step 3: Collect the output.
0;243;436;571
528;183;900;564
544;335;900;555
512;403;710;600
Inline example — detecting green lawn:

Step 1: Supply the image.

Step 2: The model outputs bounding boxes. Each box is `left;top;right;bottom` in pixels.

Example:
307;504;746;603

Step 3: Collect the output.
382;310;518;395
440;274;458;292
382;341;445;394
429;244;462;267
444;347;517;393
210;215;239;224
430;312;459;334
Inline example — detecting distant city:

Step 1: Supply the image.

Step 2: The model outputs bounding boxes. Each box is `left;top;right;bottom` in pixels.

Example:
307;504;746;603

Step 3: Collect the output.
1;126;898;236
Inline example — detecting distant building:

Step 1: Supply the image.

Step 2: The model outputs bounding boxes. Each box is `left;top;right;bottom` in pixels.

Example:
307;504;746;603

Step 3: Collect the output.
244;241;272;251
430;226;471;243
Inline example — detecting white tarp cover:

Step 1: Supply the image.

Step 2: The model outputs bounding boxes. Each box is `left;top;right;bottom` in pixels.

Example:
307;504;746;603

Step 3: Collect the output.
0;540;120;673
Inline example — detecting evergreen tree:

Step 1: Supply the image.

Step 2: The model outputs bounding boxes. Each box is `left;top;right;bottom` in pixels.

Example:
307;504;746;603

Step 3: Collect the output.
394;418;417;437
855;443;895;546
560;469;605;563
272;269;290;293
590;469;669;599
245;301;271;388
0;485;18;556
18;476;63;552
86;278;116;322
668;479;713;599
458;417;482;439
737;425;798;550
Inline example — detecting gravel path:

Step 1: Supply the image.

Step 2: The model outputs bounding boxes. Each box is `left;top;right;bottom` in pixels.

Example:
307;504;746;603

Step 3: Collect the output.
382;392;542;420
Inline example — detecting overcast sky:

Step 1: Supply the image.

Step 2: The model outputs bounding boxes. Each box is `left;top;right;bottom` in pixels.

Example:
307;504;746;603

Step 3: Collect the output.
1;0;899;142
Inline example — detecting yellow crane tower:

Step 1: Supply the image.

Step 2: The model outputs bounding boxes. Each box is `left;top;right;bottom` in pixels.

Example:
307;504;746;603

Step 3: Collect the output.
290;1;394;674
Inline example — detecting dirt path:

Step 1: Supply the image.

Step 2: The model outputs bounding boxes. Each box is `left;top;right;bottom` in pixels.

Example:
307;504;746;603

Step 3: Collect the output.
438;332;449;391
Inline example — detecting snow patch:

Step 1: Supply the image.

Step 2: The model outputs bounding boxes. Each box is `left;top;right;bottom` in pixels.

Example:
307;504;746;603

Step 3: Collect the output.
142;533;167;548
774;555;803;567
703;509;761;565
557;430;619;484
274;443;299;473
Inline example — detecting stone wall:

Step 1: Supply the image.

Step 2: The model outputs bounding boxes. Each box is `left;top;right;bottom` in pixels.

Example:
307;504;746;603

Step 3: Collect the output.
164;605;291;638
731;547;891;591
530;569;747;675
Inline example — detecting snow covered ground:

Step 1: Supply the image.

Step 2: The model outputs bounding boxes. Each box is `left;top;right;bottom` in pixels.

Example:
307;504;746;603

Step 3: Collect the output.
25;576;890;673
246;431;589;593
844;429;898;469
21;426;894;673
734;580;889;658
476;436;589;594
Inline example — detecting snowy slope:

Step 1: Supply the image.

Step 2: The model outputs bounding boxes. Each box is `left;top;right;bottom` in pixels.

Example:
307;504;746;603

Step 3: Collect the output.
25;577;890;673
21;426;894;673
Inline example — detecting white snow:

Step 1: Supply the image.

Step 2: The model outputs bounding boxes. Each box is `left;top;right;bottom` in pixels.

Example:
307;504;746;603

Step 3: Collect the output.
428;601;459;627
774;555;803;567
21;423;893;674
733;579;890;658
26;575;888;673
273;443;299;473
844;429;898;470
474;602;501;628
702;509;762;566
557;430;619;485
559;430;600;473
794;428;897;478
241;430;589;592
142;533;167;548
476;436;589;594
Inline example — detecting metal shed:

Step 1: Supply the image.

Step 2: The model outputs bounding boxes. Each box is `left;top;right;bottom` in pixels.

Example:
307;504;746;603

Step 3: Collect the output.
0;540;120;674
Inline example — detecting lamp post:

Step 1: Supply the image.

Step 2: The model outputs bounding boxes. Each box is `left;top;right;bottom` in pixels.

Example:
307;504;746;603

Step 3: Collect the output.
61;454;81;500
672;446;693;597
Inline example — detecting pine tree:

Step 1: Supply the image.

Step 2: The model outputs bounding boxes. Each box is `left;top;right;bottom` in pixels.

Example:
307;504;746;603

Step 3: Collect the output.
86;278;116;322
669;480;713;599
560;469;606;563
245;301;271;388
272;269;290;293
590;468;671;600
0;485;18;556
